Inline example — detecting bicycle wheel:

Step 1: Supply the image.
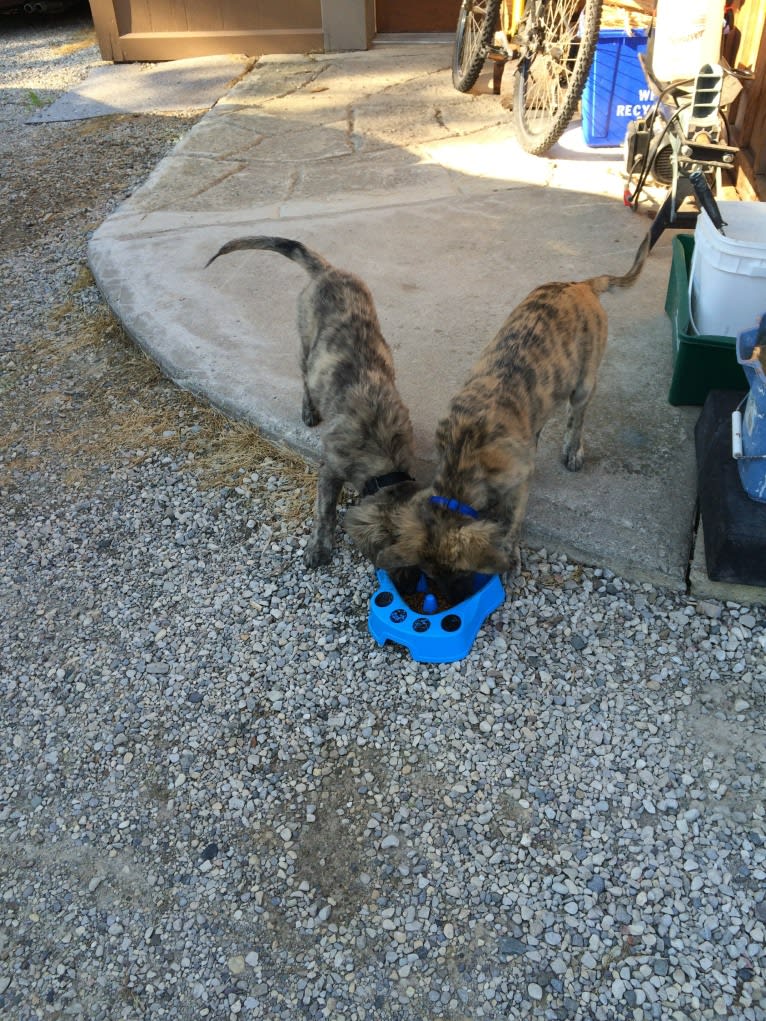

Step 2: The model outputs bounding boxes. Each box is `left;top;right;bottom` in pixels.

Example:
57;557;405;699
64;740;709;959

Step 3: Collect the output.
452;0;503;93
512;0;602;155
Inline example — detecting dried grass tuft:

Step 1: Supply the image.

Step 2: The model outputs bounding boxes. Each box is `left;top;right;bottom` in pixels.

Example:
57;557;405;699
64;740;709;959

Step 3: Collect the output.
1;268;316;518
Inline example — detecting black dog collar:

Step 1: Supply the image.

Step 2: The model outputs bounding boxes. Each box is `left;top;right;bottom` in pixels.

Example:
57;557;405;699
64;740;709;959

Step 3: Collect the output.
361;471;416;498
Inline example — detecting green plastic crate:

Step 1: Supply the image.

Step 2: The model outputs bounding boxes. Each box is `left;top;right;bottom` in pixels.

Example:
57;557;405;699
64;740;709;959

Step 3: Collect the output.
665;234;747;406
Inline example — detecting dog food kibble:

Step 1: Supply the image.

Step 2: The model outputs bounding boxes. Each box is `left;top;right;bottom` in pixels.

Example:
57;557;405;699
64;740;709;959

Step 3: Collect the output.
403;590;451;615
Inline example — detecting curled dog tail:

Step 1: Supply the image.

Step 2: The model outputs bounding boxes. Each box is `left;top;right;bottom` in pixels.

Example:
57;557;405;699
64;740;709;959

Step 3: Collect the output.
205;235;329;276
586;231;651;295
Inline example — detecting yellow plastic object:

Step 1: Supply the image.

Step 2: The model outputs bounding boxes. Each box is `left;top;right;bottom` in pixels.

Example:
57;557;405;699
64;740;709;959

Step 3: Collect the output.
502;0;526;37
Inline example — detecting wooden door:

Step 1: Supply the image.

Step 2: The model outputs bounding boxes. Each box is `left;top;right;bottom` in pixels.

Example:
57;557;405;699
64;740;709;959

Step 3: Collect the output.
88;0;324;62
376;0;457;33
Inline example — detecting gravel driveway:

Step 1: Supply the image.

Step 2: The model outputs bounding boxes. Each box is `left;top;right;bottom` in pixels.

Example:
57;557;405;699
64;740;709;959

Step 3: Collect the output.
1;9;765;1021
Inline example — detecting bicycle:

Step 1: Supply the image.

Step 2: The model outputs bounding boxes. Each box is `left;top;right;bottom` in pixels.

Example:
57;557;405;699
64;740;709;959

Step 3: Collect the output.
452;0;604;156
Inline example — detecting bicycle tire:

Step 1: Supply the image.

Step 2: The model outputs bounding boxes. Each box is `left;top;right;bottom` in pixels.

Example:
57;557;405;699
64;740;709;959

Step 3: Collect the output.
452;0;503;93
512;0;602;156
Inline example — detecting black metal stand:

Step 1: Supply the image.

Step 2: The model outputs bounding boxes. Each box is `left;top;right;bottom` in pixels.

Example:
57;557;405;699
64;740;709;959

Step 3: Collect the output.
648;177;699;249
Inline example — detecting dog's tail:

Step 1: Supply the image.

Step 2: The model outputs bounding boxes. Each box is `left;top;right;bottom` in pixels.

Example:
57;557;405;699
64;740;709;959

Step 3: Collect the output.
586;230;650;295
205;235;329;276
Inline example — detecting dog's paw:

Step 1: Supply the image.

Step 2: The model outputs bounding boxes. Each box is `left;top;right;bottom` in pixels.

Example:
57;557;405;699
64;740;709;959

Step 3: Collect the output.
562;445;584;472
499;541;522;576
302;394;322;428
304;537;333;568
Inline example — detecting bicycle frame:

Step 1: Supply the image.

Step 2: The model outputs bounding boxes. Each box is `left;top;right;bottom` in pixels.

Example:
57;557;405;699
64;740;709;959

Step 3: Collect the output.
495;0;593;54
504;0;527;39
453;0;600;154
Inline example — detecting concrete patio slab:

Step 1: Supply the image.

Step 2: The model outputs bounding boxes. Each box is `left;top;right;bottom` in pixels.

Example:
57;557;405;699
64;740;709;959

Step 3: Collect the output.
87;42;759;595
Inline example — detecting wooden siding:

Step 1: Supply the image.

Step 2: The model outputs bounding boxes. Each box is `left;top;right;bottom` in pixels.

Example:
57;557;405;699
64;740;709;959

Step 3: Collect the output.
88;0;324;62
727;0;766;71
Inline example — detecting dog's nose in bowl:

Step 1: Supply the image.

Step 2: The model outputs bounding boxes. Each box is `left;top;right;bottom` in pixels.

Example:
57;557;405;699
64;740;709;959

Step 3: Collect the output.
368;569;505;664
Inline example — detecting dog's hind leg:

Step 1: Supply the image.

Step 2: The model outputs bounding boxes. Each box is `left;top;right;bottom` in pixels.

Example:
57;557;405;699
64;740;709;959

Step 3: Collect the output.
562;379;597;472
302;387;322;427
563;307;607;472
304;465;344;567
562;398;588;471
297;293;322;427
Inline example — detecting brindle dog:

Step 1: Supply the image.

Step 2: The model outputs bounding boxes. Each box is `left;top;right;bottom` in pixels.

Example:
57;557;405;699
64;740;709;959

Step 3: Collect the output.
345;232;651;602
206;236;418;568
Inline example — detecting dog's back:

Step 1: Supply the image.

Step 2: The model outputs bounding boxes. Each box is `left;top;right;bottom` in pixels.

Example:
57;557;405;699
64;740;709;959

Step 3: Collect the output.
347;232;652;587
208;235;397;417
294;259;397;425
436;231;651;477
442;279;607;452
207;234;417;567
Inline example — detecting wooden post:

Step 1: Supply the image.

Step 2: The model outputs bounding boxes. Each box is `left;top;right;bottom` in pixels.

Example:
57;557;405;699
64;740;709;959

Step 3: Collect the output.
321;0;375;51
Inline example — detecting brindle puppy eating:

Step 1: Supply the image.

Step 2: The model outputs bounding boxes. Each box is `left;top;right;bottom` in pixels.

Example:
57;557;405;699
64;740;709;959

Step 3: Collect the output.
206;236;418;568
345;232;650;602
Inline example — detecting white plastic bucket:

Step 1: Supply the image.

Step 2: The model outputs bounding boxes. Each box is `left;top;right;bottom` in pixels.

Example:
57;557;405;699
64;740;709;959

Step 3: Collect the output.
689;201;766;338
652;0;724;83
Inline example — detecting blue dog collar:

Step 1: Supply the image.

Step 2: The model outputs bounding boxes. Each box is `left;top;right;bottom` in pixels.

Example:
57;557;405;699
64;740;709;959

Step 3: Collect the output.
429;494;479;519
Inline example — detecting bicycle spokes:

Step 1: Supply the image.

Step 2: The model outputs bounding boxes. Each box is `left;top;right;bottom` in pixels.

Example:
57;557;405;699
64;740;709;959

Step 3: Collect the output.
452;0;502;93
513;0;602;155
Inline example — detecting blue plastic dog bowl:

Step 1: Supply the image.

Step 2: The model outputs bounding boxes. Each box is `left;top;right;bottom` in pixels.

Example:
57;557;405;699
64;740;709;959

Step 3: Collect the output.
368;569;505;663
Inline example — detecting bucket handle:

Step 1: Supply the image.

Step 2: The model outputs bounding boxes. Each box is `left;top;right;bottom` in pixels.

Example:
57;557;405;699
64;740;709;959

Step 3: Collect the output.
688;240;701;335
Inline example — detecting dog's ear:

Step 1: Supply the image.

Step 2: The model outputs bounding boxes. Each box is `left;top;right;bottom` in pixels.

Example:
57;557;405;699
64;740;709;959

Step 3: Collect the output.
451;519;510;575
375;544;413;572
344;498;421;565
346;497;427;568
344;502;392;562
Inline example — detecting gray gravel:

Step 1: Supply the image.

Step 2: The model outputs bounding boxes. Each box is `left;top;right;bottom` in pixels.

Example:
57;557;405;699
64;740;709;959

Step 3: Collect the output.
1;10;765;1021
